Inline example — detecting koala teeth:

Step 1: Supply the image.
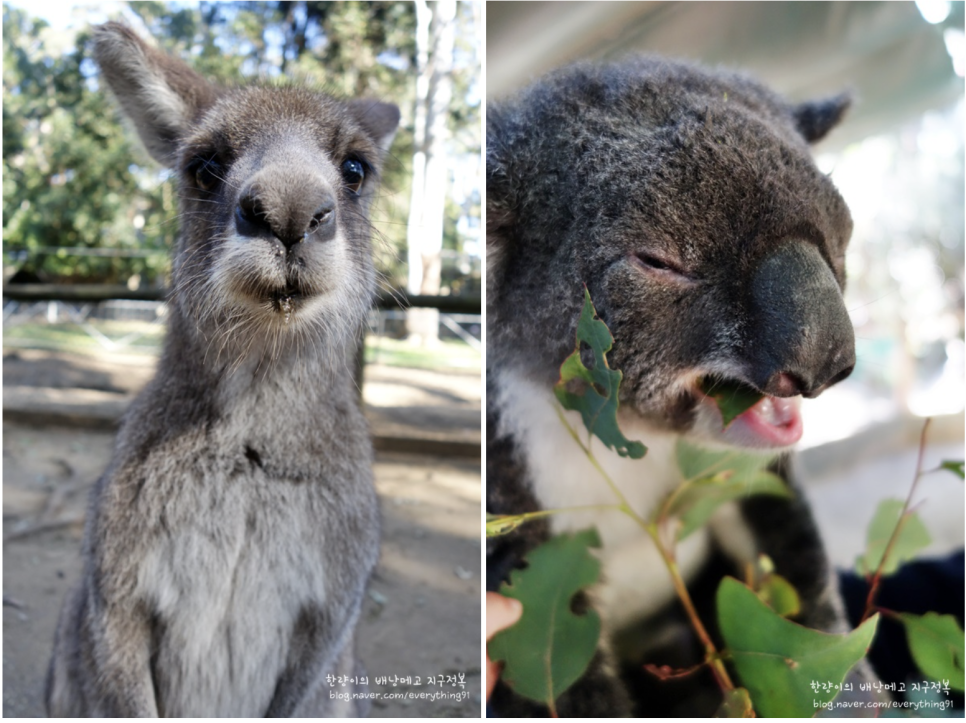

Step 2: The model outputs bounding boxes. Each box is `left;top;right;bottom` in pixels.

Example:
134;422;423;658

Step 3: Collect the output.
721;394;803;448
756;396;797;428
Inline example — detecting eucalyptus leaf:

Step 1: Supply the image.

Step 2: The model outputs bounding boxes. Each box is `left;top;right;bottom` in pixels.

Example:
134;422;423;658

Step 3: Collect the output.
667;470;791;540
855;499;931;577
488;529;603;707
554;288;647;459
675;440;776;483
699;377;764;428
898;612;965;692
756;572;801;618
939;460;964;479
667;441;787;539
717;577;878;718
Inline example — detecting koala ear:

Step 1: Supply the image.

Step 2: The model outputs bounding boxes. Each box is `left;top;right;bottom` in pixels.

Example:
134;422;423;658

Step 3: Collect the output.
792;92;851;144
485;109;517;286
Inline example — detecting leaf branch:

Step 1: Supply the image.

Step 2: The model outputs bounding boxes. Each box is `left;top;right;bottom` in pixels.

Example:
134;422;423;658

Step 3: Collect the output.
555;403;736;693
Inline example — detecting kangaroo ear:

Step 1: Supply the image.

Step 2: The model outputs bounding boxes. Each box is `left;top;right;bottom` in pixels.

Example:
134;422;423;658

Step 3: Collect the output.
792;92;851;144
347;100;400;154
92;22;218;166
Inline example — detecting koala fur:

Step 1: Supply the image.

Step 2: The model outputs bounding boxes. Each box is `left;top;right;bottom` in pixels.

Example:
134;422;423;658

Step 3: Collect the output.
487;56;876;716
45;23;398;717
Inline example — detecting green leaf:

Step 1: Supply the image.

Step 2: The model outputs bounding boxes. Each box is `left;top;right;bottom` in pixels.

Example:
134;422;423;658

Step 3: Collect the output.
904;683;958;717
668;470;791;540
553;288;647;459
717;577;878;718
675;440;776;483
667;441;787;539
855;499;931;577
488;529;602;707
897;612;965;692
940;460;965;479
756;573;801;618
699;377;764;428
716;687;755;717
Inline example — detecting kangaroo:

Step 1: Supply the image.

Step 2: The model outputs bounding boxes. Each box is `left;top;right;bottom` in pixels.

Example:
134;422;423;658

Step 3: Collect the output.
44;23;399;717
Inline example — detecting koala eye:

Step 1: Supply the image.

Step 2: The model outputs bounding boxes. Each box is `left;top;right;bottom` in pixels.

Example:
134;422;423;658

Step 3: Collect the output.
341;158;366;194
187;156;224;193
636;252;674;271
631;251;695;282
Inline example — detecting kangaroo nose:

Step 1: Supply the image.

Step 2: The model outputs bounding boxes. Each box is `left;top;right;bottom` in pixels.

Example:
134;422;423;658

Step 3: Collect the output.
236;186;336;248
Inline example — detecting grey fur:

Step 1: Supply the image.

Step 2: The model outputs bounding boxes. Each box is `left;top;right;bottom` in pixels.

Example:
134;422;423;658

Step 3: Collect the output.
45;23;399;717
487;56;879;716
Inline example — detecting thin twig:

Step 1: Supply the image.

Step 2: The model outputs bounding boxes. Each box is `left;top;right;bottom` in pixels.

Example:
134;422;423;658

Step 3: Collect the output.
861;417;931;622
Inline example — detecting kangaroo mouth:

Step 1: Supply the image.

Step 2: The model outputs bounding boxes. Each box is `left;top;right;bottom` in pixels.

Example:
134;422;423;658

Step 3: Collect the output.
269;285;305;314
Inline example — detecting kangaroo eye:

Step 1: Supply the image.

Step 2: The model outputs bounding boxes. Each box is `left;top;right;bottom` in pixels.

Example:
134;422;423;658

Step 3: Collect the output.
188;157;223;193
341;159;365;194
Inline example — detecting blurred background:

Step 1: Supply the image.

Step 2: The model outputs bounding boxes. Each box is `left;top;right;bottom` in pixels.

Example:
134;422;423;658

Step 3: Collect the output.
488;2;964;569
3;2;482;717
4;0;482;359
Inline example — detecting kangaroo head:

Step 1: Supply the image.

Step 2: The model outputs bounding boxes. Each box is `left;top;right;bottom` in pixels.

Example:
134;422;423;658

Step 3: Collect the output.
92;22;400;364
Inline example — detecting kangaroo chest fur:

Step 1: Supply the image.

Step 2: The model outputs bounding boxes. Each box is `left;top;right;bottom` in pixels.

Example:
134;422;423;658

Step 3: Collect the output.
119;364;378;717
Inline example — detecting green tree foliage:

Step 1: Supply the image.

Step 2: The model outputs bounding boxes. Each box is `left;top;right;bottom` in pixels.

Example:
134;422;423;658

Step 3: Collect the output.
3;5;172;283
3;1;480;289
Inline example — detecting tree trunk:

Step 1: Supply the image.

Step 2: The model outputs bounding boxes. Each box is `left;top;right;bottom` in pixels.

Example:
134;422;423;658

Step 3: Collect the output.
406;0;458;346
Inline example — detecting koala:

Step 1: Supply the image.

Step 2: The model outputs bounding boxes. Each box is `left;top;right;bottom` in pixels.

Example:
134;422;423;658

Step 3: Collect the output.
486;56;875;716
45;23;398;717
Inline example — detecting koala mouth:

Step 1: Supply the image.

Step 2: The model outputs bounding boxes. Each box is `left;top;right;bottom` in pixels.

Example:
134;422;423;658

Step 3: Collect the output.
697;377;803;449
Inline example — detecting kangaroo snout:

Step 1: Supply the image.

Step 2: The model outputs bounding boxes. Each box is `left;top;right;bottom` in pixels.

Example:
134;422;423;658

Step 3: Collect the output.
236;174;338;248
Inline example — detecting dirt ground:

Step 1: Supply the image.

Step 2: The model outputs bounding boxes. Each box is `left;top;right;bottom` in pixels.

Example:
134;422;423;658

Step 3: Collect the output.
2;349;482;718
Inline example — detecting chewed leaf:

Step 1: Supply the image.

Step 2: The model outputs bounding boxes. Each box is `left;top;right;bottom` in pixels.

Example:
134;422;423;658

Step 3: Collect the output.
717;577;878;717
855;499;931;577
940;460;965;479
898;612;965;692
554;288;646;459
488;529;603;707
699;377;764;428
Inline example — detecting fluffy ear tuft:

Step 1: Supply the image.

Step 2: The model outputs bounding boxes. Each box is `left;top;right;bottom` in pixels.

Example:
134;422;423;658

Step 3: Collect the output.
91;22;218;166
347;100;400;153
792;92;851;144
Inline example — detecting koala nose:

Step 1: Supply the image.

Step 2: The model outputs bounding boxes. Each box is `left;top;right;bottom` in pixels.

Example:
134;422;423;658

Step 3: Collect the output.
762;371;806;398
747;241;856;398
761;359;854;399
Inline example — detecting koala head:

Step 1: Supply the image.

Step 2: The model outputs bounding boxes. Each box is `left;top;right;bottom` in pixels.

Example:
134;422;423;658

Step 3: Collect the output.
487;56;854;450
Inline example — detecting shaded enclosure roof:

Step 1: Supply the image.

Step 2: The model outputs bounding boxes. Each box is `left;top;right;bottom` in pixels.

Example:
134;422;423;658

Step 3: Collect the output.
487;1;965;149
